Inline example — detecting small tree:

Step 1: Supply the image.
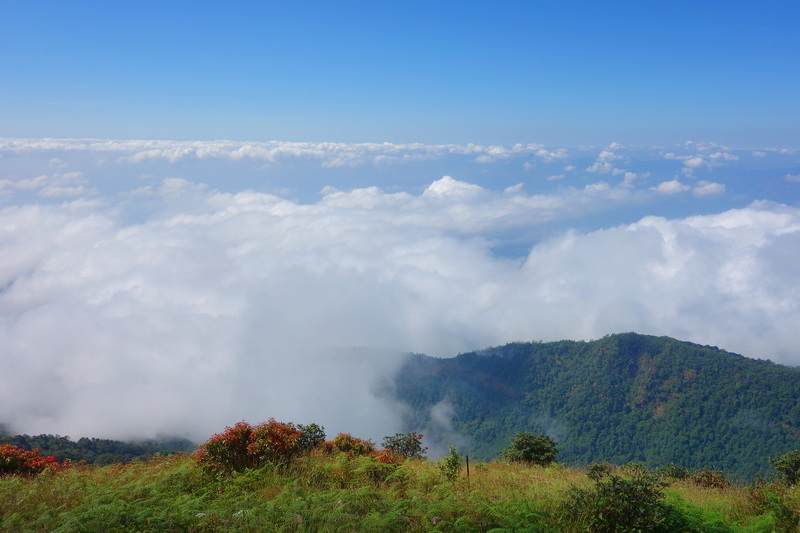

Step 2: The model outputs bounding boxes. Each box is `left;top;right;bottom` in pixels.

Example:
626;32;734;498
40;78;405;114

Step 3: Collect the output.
381;432;427;458
770;450;800;486
501;432;558;466
564;471;672;532
439;445;461;481
297;423;326;452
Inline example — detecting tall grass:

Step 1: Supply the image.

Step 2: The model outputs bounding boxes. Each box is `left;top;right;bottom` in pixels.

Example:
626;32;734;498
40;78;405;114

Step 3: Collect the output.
1;453;797;532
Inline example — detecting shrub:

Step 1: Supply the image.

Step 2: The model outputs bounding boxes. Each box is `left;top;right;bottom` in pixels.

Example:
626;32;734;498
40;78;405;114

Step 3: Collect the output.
297;423;326;452
501;432;558;466
320;433;376;458
691;468;730;489
368;449;403;465
248;418;302;463
195;419;301;474
439;445;461;481
563;470;672;533
381;432;427;458
587;460;613;482
0;443;70;476
770;450;800;486
749;480;800;532
658;463;692;481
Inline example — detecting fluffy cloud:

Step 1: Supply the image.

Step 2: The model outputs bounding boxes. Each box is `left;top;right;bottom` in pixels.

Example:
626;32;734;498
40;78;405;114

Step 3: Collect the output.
693;181;726;196
0;138;570;169
652;180;690;194
1;138;799;442
586;149;623;174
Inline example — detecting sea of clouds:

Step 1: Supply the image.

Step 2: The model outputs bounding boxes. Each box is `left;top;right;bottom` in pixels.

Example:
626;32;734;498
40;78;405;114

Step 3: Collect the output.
1;138;799;443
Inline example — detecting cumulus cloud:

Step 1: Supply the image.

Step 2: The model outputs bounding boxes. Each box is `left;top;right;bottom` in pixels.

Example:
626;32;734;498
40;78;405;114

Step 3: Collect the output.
2;138;800;443
586;150;623;174
663;148;740;177
652;180;690;194
693;181;726;196
0;138;573;169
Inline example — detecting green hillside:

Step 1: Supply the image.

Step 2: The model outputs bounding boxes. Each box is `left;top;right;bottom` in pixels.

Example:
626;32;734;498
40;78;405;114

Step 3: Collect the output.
393;333;800;480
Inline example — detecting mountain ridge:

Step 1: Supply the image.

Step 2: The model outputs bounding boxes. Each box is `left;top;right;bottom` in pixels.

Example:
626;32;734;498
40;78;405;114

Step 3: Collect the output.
392;332;800;480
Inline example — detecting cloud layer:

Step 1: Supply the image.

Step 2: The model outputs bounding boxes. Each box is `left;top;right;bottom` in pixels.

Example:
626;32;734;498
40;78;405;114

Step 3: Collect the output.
1;138;800;442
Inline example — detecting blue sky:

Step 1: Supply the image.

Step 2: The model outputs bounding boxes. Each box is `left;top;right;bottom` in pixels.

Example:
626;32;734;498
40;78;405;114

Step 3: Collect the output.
1;2;800;440
2;1;799;145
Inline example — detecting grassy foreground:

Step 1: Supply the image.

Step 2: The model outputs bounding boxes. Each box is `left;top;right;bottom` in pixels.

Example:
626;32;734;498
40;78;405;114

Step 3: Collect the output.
1;453;799;532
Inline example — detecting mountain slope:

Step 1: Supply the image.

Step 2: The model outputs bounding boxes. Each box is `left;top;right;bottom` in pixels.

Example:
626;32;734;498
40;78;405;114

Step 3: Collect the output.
393;332;800;480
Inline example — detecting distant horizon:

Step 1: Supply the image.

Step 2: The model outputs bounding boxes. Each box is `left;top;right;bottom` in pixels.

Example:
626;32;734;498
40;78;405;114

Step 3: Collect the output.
2;0;798;443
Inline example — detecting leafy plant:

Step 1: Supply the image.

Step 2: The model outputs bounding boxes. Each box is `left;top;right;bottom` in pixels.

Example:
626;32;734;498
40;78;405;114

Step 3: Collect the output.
0;443;71;476
248;418;302;464
194;419;301;474
658;462;692;481
501;432;558;466
333;433;376;456
691;467;730;489
439;445;461;481
749;479;800;532
563;470;673;532
770;449;800;486
297;422;326;452
381;432;428;458
587;460;613;482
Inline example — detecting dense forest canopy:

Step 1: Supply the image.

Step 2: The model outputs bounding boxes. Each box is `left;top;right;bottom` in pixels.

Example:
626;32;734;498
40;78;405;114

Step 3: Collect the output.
393;333;800;480
0;433;194;465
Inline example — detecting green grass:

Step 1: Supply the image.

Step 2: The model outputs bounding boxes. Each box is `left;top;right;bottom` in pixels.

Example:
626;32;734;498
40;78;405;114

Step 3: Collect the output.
1;454;797;532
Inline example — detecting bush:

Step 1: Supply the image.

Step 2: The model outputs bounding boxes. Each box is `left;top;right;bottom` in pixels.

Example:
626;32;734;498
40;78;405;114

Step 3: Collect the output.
381;432;427;458
501;432;558;466
587;460;613;482
691;468;730;489
563;470;672;532
439;445;461;481
248;418;302;463
0;443;70;476
297;423;326;452
770;450;800;486
195;419;301;474
658;463;692;481
319;433;376;458
749;480;800;532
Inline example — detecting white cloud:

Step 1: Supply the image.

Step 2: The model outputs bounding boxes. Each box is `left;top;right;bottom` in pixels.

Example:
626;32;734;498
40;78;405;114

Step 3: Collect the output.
786;174;800;183
692;181;725;197
2;137;800;443
423;176;486;199
652;180;690;194
620;171;639;188
586;150;623;174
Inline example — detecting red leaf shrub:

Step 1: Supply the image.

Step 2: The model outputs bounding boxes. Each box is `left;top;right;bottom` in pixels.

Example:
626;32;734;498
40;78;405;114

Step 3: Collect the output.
0;444;71;476
368;449;403;464
195;419;301;474
327;433;376;458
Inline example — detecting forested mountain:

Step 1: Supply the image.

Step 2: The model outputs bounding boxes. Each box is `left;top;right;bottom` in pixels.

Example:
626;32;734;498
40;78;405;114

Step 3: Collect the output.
0;433;194;465
393;332;800;480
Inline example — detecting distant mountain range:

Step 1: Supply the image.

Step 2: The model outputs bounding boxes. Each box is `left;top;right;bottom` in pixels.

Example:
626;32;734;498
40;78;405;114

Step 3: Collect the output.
392;332;800;480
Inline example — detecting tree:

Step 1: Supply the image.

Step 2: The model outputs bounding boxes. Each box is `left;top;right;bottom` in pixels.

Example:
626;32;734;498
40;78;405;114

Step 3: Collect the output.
297;423;326;452
770;450;800;486
381;432;427;458
501;432;558;466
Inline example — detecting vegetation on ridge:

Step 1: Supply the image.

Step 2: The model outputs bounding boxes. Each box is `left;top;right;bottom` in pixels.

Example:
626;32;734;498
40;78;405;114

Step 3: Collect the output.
3;420;800;532
394;332;800;480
